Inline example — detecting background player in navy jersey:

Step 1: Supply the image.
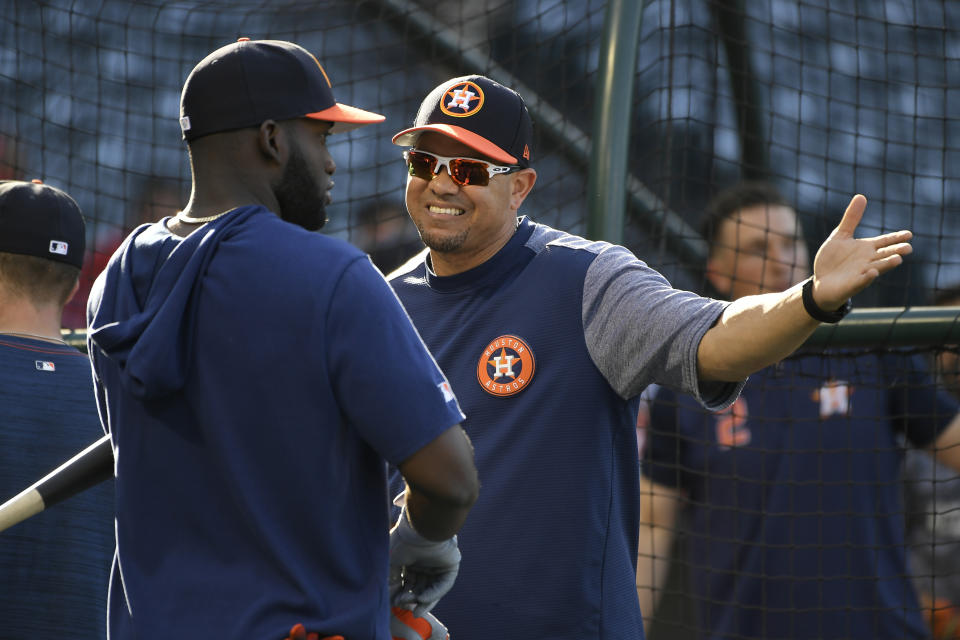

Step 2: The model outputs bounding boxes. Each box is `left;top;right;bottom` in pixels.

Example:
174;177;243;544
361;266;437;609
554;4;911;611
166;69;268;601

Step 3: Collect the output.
0;179;113;637
86;39;478;639
637;181;960;639
903;283;960;639
386;75;913;640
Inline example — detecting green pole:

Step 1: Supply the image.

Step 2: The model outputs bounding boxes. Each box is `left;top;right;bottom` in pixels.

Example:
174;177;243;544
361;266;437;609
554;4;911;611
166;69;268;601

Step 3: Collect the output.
375;0;708;268
67;307;960;352
802;307;960;349
586;0;644;243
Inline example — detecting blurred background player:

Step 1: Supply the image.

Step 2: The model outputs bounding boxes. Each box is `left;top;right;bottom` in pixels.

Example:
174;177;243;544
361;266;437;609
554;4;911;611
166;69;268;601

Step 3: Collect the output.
637;181;960;639
903;283;960;639
0;179;113;638
387;76;912;640
86;39;477;639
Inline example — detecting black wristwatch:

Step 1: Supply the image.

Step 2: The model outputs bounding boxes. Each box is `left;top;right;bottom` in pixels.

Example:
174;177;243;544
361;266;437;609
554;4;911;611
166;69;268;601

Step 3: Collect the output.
801;277;851;323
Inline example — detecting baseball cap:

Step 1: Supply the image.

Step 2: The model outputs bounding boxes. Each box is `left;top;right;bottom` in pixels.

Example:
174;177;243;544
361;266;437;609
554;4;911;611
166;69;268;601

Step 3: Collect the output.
392;75;533;167
0;179;85;269
179;38;385;142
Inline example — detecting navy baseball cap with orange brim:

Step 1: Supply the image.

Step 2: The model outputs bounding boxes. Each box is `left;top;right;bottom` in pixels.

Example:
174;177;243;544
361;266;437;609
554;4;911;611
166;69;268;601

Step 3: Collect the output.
392;75;533;168
180;38;385;142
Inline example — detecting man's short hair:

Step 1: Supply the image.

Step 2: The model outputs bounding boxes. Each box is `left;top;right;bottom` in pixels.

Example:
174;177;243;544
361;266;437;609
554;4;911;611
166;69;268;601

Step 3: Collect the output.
0;251;80;308
700;181;791;253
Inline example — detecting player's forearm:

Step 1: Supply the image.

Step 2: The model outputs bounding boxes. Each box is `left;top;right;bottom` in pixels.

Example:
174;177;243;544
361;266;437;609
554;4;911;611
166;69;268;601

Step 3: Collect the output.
636;527;674;635
398;425;479;540
404;484;476;541
697;281;819;382
637;478;683;634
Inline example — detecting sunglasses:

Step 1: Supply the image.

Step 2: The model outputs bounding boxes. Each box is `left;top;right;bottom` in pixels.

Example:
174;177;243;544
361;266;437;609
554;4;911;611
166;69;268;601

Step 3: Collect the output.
404;149;521;187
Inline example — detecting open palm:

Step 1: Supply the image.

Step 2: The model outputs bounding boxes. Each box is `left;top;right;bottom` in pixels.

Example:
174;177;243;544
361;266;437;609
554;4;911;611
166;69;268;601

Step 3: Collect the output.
811;194;913;309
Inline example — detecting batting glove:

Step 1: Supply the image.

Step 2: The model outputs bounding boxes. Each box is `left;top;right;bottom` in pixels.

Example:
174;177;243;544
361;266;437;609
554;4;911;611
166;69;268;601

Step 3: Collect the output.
390;607;450;640
389;506;461;616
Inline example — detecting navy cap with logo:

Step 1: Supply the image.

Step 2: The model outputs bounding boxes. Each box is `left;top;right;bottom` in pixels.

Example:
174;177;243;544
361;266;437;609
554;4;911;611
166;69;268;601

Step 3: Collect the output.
392;75;533;167
179;38;385;142
0;179;86;269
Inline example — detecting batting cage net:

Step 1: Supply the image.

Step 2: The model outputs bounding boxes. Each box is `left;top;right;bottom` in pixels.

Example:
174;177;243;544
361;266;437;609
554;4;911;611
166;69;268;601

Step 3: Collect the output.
2;1;960;638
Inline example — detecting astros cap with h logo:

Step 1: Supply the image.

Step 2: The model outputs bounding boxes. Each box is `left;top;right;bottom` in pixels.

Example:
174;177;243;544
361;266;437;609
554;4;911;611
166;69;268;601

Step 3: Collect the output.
392;75;533;168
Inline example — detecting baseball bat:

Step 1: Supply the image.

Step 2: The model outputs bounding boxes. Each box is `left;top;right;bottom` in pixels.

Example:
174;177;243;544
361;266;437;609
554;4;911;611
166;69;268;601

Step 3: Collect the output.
0;433;113;533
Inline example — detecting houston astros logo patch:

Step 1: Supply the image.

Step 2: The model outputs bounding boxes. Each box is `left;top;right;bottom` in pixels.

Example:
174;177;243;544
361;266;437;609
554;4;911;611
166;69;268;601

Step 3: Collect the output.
441;81;484;117
477;335;535;397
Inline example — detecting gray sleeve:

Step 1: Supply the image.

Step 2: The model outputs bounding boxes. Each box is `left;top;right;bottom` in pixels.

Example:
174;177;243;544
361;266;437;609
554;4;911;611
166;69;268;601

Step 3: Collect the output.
582;244;744;410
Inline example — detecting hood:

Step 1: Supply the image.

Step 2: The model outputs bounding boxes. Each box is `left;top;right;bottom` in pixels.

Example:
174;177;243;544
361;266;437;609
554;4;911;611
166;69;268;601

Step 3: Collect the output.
87;205;261;399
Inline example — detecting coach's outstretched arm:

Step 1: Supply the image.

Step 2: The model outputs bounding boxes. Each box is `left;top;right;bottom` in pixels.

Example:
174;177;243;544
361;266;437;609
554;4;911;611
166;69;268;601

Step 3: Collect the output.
697;194;913;382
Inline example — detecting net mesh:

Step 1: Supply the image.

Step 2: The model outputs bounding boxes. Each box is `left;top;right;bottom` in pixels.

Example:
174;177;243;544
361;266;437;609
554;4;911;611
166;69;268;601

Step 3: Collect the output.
2;1;959;638
639;347;960;639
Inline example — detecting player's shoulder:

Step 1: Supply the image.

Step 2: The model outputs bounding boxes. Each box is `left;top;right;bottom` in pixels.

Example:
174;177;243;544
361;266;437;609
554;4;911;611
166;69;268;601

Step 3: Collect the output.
245;208;366;263
525;219;612;256
524;219;645;278
0;340;98;409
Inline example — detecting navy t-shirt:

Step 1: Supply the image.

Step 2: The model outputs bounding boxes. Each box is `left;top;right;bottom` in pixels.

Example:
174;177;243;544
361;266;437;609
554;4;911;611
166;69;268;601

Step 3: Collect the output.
643;352;957;639
88;206;464;639
0;335;113;638
389;217;738;640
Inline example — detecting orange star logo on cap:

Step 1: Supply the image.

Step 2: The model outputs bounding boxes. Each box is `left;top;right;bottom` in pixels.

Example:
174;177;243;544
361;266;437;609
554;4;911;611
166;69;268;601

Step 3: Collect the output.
440;81;485;117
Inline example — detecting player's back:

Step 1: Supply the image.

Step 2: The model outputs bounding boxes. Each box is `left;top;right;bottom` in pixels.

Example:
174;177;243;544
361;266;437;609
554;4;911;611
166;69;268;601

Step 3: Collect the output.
88;206;404;638
0;334;113;638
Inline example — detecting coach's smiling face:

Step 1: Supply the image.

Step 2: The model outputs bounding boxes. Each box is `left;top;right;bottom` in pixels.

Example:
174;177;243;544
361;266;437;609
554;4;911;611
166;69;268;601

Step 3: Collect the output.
405;132;536;277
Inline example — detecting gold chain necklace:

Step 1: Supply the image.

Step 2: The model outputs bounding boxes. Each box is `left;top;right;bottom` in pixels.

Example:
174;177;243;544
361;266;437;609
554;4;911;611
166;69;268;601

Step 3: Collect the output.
175;209;234;224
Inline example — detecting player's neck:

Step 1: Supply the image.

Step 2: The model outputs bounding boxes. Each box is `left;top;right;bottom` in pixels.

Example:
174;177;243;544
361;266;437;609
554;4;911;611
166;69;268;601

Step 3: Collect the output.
0;300;66;343
180;182;278;222
429;218;519;276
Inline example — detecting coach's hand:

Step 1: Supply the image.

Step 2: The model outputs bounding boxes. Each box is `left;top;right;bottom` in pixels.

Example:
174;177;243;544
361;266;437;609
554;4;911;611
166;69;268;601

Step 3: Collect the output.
810;194;913;310
389;507;461;616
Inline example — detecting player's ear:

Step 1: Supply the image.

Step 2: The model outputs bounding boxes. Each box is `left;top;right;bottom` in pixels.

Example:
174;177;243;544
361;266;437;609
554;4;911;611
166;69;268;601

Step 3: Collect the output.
256;119;285;166
508;169;536;212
